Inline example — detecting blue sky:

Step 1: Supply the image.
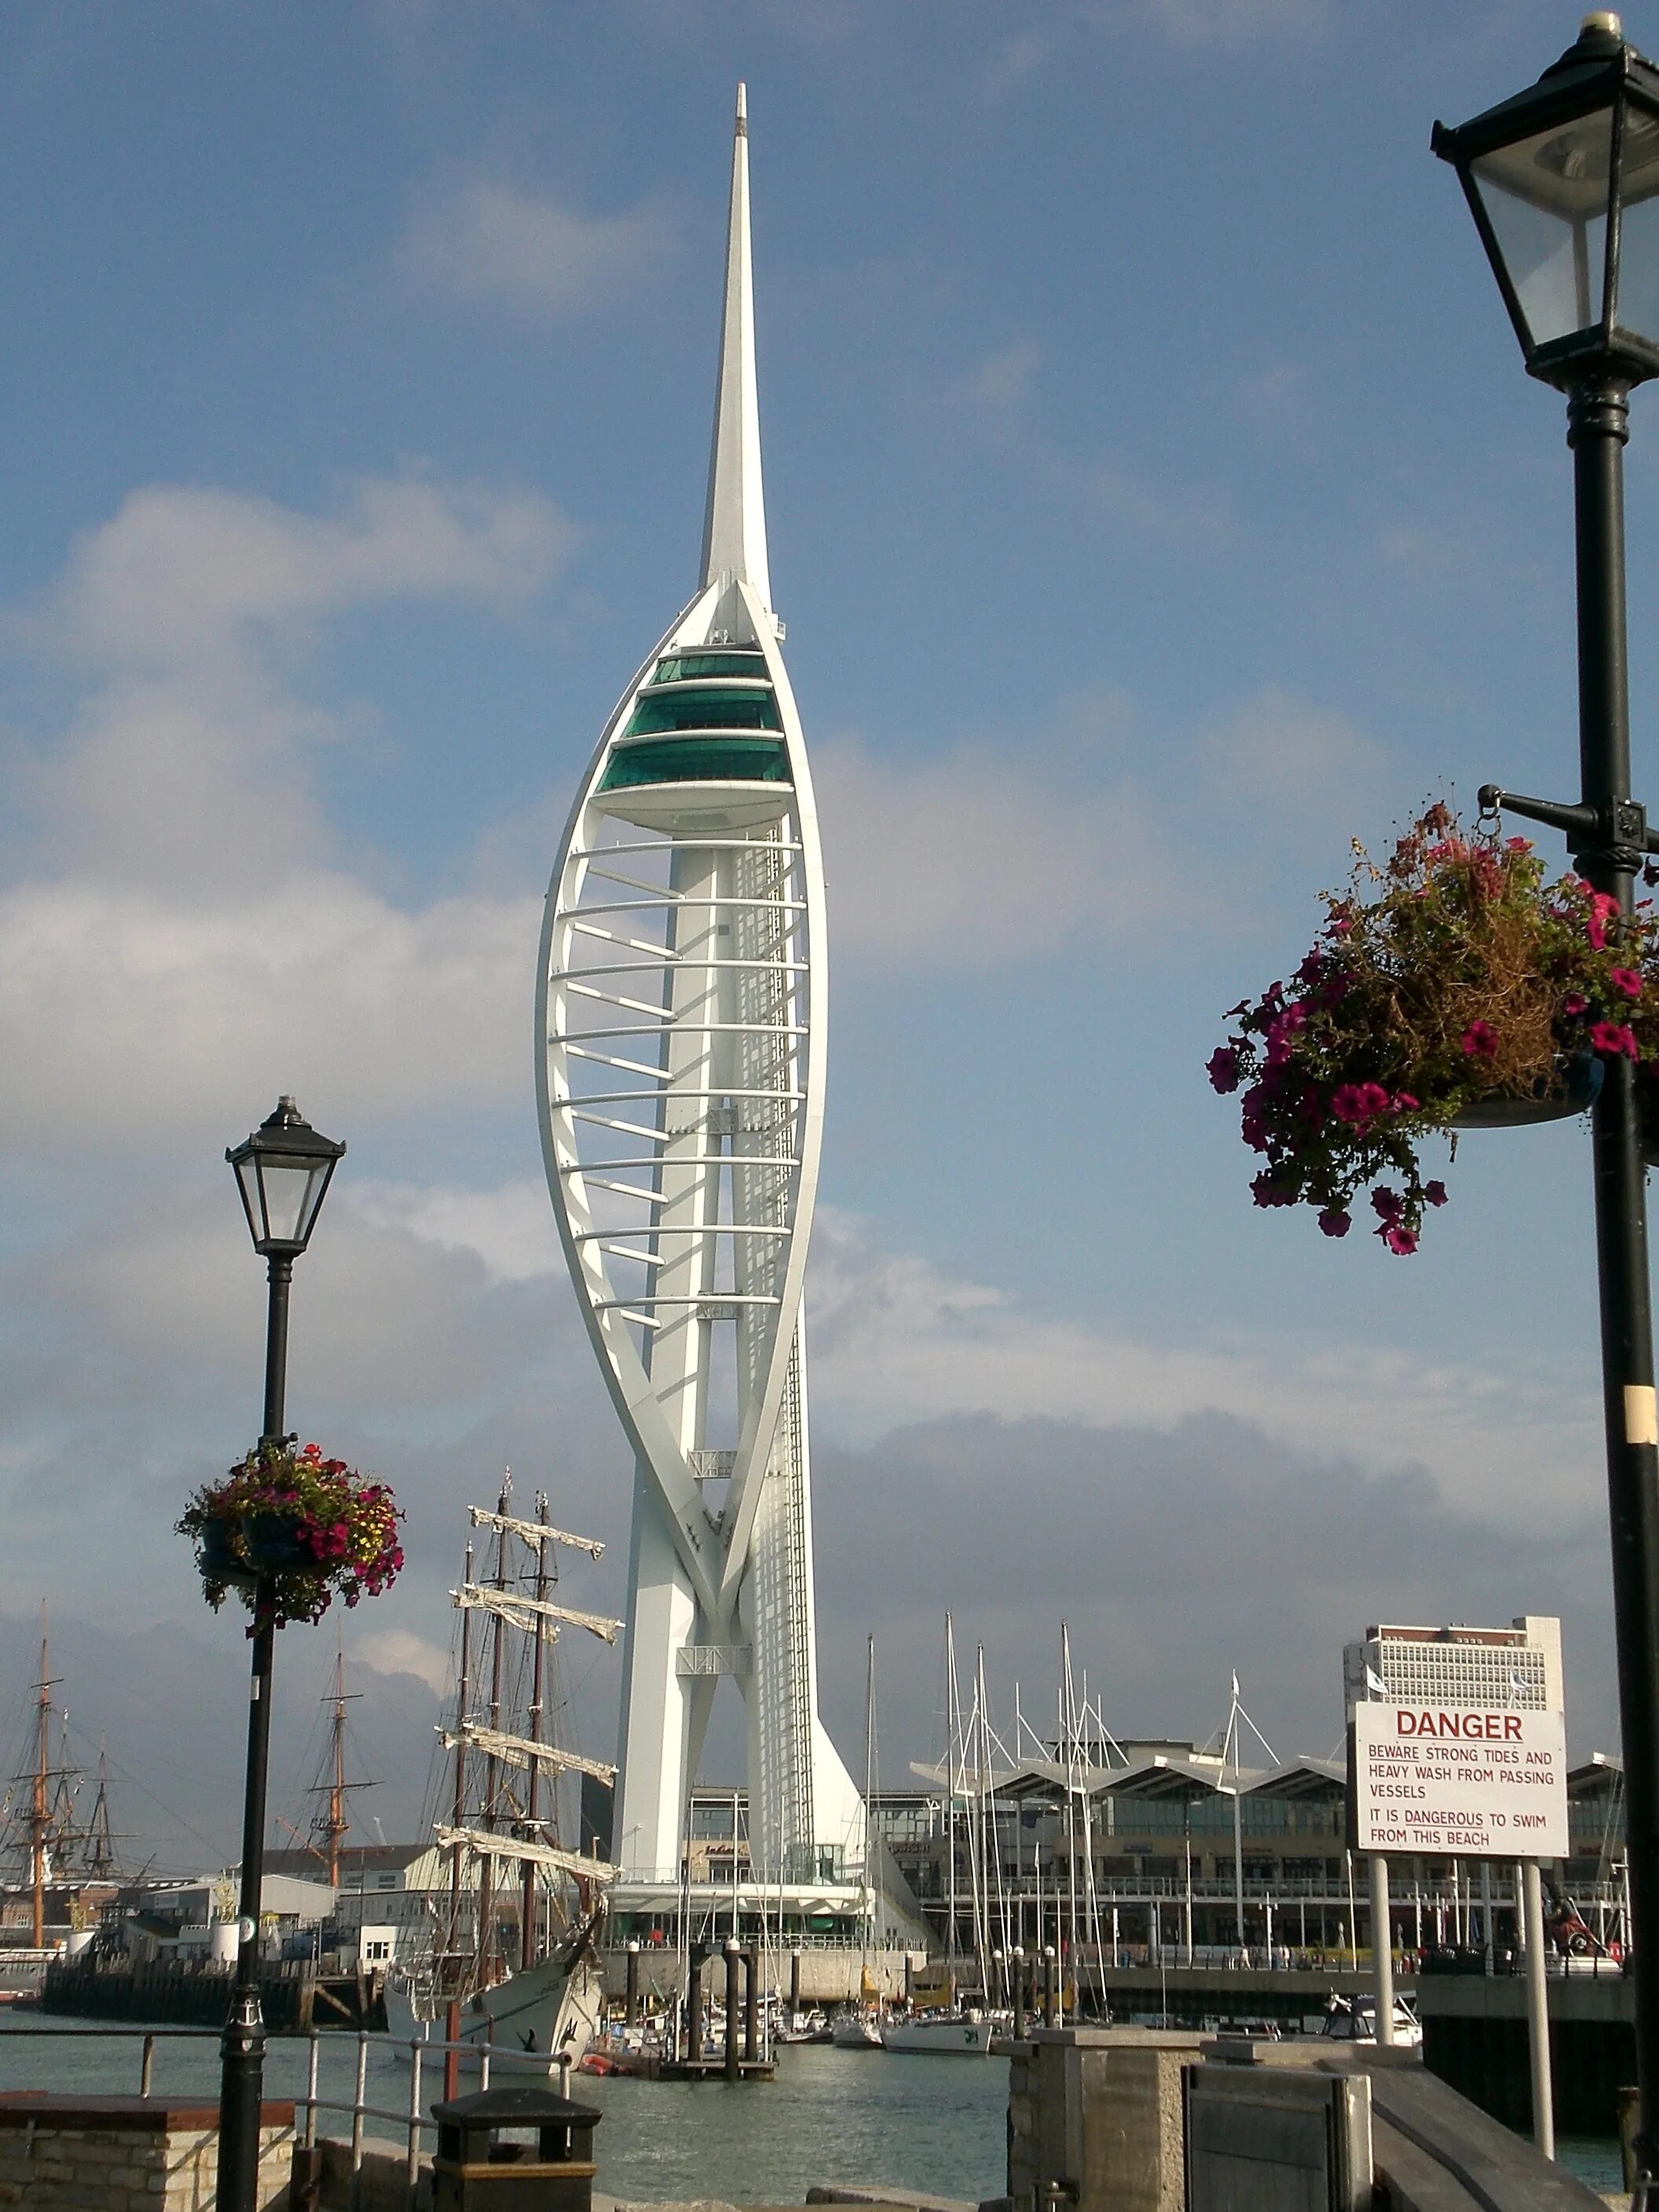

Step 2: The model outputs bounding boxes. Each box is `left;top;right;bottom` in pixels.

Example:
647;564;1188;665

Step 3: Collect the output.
0;0;1645;1849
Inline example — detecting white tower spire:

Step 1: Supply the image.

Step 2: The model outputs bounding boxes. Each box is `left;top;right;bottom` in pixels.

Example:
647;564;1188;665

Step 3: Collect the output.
537;90;903;1947
700;82;771;610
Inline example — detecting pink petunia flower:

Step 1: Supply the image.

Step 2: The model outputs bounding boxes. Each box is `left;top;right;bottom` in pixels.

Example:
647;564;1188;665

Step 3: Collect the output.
1382;1225;1419;1256
1563;993;1588;1017
1612;969;1643;1000
1424;1181;1448;1207
1207;1046;1241;1093
1591;1021;1639;1059
1460;1021;1499;1058
1317;1209;1351;1238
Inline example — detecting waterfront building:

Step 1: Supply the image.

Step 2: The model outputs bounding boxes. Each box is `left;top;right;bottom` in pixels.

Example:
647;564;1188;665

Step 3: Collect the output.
867;1714;1623;1970
537;89;878;1940
263;1843;447;1962
1342;1615;1564;1715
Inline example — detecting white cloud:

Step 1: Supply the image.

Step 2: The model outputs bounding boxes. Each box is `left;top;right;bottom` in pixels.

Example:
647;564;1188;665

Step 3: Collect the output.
347;1177;562;1286
0;475;572;1150
802;1207;1596;1529
0;876;538;1152
347;1173;1599;1536
815;733;1167;968
39;476;566;677
351;1628;452;1696
401;180;668;315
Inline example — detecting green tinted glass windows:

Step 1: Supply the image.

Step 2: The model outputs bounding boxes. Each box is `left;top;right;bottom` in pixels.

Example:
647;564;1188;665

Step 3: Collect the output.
625;687;782;736
651;651;768;683
599;738;790;789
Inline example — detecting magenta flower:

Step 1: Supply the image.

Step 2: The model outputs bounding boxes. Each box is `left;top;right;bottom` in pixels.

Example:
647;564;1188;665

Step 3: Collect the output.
1563;992;1588;1018
1331;1081;1391;1131
1382;1225;1419;1256
1587;890;1621;950
1591;1021;1639;1059
1392;1092;1419;1114
1424;1181;1448;1207
1612;968;1643;1000
1460;1021;1498;1059
1371;1185;1403;1223
1207;1046;1241;1094
1317;1209;1351;1238
1250;1173;1295;1209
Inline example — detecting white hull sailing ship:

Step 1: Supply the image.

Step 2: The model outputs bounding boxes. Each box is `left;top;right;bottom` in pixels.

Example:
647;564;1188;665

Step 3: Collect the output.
392;1480;621;2071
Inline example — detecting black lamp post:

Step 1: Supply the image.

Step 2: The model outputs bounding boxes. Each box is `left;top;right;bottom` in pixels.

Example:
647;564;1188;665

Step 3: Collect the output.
216;1096;344;2212
1434;11;1659;2179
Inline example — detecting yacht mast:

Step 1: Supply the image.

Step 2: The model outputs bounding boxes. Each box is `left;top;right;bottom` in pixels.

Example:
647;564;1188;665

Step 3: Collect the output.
945;1616;960;1990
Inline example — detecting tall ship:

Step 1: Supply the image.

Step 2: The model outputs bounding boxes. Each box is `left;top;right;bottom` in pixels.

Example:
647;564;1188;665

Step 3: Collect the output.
2;1607;125;1998
394;1478;621;2067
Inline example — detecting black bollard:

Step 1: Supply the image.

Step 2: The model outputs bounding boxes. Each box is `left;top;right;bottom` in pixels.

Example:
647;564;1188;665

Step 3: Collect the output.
789;1945;802;2020
1012;1945;1027;2039
724;1939;742;2080
625;1939;640;2029
1042;1944;1058;2029
686;1943;704;2062
745;1942;761;2060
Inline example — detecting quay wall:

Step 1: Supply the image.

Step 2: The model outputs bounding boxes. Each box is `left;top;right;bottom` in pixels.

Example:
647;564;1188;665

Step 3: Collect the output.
1094;1961;1416;2028
0;2094;293;2210
1416;1970;1634;2135
42;1958;386;2032
1002;2029;1606;2212
600;1946;925;2004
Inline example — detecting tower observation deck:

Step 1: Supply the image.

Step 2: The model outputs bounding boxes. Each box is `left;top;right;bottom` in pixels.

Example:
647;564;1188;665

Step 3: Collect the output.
537;88;869;1922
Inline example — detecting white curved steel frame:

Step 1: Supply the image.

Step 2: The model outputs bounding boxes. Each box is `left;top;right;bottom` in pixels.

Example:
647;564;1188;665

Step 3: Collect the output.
536;87;861;1894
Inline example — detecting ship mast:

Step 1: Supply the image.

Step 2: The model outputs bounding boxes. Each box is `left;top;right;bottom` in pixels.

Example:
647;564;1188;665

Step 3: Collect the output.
30;1606;59;1950
443;1538;474;2104
308;1634;372;1888
522;1492;551;1971
478;1472;514;1987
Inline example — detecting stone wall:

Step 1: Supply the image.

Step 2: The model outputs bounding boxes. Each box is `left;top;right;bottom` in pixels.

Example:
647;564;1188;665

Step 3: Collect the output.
1005;2027;1203;2212
314;2130;426;2212
0;2094;294;2210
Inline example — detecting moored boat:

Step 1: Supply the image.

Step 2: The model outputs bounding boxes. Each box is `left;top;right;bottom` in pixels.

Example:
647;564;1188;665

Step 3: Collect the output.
881;2011;995;2055
829;2007;884;2049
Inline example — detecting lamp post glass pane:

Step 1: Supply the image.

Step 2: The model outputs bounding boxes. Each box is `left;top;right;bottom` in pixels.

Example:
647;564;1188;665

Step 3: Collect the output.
1471;111;1616;349
256;1159;330;1248
1618;122;1659;342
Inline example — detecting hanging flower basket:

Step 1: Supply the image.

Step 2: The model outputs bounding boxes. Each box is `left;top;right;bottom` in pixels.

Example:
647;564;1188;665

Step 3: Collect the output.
178;1442;404;1628
1209;804;1659;1254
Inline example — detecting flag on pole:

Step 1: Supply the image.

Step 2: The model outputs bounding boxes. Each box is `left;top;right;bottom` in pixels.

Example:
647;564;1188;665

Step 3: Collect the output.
1365;1664;1387;1698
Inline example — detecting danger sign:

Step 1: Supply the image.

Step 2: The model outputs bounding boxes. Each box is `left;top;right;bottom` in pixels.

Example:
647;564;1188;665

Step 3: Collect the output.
1351;1704;1568;1859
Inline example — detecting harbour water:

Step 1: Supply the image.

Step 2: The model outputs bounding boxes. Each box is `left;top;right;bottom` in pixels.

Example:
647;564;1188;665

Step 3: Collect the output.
0;2017;1623;2202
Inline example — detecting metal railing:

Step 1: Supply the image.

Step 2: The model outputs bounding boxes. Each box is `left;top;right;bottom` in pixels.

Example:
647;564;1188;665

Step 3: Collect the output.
297;2027;573;2210
0;2021;572;2212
